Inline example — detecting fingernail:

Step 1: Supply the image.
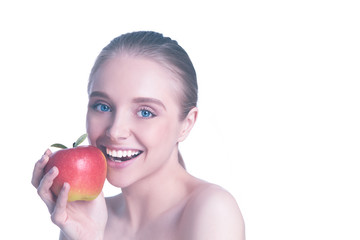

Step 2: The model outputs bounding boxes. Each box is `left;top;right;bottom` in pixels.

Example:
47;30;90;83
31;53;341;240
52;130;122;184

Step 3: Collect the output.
49;166;56;174
44;148;50;155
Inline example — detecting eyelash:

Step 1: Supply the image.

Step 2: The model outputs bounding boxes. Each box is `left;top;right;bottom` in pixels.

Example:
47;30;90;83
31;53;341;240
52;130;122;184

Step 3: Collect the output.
137;107;156;119
92;102;112;112
92;103;156;119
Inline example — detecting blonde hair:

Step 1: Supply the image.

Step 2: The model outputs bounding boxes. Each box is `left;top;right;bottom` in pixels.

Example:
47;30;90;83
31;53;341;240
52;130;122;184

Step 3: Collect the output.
88;31;198;168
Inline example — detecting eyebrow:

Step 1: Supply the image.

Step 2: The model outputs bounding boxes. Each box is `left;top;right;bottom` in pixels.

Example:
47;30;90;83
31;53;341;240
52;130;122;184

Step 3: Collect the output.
132;97;166;110
89;91;110;99
89;91;166;110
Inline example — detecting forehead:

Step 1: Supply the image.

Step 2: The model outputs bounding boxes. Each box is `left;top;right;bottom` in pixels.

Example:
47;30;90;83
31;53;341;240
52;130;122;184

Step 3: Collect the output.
90;56;182;104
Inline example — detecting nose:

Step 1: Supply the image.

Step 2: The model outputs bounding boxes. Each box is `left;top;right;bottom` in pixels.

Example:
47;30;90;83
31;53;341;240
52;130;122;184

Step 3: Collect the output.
106;111;131;141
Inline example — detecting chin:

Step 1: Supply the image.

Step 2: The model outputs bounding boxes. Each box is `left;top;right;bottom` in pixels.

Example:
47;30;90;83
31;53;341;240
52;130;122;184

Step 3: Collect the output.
106;171;135;189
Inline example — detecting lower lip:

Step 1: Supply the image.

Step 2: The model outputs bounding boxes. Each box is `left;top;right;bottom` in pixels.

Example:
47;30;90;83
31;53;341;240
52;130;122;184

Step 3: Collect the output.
106;156;138;169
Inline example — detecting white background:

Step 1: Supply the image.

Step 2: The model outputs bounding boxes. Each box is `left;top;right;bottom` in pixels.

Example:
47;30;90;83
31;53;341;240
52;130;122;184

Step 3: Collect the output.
1;0;359;239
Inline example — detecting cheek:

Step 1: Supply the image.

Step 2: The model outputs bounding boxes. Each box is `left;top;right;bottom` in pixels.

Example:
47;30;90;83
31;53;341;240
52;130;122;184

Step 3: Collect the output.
137;119;180;150
86;111;107;145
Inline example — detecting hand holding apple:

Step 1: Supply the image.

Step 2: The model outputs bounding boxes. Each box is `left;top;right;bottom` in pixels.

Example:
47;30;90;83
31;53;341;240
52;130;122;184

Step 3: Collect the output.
44;134;107;202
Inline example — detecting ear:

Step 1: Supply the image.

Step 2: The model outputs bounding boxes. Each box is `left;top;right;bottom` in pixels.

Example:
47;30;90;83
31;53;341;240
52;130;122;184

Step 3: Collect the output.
178;107;198;142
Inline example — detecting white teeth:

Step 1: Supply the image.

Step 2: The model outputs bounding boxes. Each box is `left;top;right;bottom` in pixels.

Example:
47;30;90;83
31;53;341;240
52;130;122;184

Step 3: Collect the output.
106;148;140;158
117;150;123;158
112;150;117;157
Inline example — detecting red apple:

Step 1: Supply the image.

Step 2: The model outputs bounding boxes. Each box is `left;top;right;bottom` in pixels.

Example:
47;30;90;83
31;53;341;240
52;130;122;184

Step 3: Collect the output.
44;134;107;202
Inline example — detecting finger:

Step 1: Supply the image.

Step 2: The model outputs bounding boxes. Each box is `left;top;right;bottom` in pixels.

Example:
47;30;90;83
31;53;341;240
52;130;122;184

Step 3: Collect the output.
43;148;52;156
31;149;52;188
37;166;58;212
51;182;70;227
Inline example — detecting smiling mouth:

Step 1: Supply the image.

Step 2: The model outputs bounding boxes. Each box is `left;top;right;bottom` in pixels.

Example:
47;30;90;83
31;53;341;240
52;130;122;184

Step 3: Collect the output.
106;148;143;162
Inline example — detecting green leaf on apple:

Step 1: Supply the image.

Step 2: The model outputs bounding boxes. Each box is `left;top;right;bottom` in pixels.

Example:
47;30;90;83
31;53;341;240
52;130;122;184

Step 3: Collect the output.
51;134;88;149
51;143;68;149
73;133;88;148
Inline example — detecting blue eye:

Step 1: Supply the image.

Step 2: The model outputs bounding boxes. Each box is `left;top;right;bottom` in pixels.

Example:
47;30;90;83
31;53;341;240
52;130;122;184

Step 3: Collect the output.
94;103;111;112
137;109;155;118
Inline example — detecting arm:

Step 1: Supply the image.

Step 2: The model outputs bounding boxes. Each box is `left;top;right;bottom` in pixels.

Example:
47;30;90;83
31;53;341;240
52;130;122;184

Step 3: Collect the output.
181;185;245;240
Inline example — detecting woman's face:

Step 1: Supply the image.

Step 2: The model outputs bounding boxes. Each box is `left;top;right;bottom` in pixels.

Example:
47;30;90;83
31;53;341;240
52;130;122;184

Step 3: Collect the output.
86;55;190;188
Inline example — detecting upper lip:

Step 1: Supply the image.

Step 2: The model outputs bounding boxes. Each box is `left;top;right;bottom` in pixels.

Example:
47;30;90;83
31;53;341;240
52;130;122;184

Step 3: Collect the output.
103;145;143;151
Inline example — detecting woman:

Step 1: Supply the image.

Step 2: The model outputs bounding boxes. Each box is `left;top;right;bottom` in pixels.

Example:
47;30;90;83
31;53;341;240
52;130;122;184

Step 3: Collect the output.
32;31;245;239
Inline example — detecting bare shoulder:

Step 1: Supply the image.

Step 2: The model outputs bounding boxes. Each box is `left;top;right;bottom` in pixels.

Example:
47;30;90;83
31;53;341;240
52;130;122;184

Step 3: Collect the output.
179;183;245;240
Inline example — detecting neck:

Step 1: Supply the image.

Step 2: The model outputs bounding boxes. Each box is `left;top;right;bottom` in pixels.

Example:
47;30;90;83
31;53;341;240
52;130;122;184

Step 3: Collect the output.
118;150;190;229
